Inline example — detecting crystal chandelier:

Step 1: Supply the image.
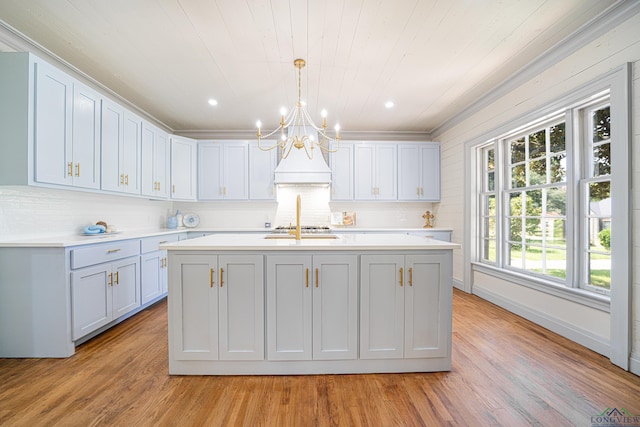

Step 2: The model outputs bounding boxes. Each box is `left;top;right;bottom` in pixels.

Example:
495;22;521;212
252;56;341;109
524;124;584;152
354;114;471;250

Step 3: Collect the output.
256;59;340;159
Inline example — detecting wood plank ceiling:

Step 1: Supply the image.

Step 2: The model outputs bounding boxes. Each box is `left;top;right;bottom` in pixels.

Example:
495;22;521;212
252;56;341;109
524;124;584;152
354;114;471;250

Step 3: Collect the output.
0;0;618;134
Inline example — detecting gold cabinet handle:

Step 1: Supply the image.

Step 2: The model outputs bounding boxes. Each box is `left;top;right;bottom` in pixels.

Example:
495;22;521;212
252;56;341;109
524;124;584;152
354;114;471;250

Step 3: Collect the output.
159;240;168;244
305;268;309;288
209;268;214;288
220;267;224;288
224;186;227;196
399;267;403;287
315;268;319;288
75;163;80;177
108;272;113;286
120;174;124;185
67;162;73;176
125;174;129;186
107;248;121;254
409;267;413;286
416;187;420;195
172;184;176;193
114;271;119;285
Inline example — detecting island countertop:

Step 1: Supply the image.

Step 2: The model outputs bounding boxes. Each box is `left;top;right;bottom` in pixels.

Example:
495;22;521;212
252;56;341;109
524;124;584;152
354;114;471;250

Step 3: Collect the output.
161;232;459;251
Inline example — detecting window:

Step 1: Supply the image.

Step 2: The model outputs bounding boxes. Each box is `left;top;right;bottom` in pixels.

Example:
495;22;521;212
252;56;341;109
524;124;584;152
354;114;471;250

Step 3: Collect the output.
476;93;614;297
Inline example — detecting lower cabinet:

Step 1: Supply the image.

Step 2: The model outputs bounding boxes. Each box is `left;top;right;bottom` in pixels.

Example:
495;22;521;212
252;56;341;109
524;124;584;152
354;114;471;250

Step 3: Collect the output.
71;256;140;340
266;254;358;361
140;250;167;304
360;253;451;359
170;253;264;361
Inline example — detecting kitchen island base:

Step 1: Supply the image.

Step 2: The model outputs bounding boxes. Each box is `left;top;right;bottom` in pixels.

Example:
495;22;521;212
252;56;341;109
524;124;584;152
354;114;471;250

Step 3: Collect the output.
165;233;457;376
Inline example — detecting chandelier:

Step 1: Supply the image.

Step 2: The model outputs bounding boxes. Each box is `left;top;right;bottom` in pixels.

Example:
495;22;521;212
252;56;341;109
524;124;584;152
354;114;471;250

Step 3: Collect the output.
256;59;341;159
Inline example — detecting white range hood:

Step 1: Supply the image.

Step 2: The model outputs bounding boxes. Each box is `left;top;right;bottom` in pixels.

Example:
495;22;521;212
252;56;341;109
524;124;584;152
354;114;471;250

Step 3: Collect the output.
273;128;332;184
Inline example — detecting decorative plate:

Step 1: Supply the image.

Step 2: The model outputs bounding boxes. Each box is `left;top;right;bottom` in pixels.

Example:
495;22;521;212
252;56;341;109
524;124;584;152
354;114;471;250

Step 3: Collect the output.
183;213;200;228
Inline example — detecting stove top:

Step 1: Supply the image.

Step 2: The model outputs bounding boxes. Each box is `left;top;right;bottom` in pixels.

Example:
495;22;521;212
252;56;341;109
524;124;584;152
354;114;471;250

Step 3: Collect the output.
272;226;331;234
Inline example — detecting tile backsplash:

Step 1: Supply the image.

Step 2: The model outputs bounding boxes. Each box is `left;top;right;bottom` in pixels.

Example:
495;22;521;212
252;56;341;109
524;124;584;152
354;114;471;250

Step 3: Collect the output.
1;185;436;240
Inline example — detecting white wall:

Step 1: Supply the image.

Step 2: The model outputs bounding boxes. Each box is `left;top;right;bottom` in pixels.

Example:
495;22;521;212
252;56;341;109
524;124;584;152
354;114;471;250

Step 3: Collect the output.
433;12;640;371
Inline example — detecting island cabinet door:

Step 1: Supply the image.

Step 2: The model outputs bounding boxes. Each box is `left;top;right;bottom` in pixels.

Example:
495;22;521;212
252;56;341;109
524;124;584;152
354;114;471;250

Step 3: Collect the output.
404;254;451;358
360;254;405;359
170;254;218;361
218;255;264;361
312;255;358;360
266;255;312;360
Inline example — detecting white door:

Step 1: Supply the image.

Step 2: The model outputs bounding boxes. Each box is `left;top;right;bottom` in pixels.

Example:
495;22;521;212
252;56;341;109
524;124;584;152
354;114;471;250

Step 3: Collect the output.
112;257;140;318
141;251;164;304
354;144;375;200
330;142;354;201
34;59;73;186
71;82;101;189
249;142;276;200
100;99;124;192
222;142;248;200
121;111;141;194
171;137;197;200
398;144;421;201
170;254;218;360
266;255;312;360
420;144;441;201
218;255;264;360
405;254;450;358
360;254;405;359
71;264;112;340
312;255;358;360
198;142;223;200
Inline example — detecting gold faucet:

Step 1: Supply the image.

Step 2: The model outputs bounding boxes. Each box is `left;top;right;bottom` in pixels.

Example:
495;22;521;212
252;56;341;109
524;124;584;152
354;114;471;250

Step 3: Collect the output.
289;194;302;240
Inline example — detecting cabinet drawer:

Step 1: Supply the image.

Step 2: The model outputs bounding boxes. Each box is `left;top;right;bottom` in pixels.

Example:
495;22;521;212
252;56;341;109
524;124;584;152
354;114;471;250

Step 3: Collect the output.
141;234;180;253
409;231;451;242
71;240;140;269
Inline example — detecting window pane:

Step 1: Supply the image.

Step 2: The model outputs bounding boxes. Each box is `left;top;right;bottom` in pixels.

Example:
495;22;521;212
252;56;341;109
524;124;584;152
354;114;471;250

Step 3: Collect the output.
509;218;522;241
529;159;546;185
589;180;610;202
482;239;496;262
593;143;611;176
589;219;611;253
484;216;496;238
547;250;567;279
487;148;495;170
511;164;526;188
592;106;610;143
487;171;495;191
550;122;565;153
546;187;566;216
525;218;542;243
508;244;524;269
529;130;546;159
588;253;610;290
510;138;525;164
525;189;542;214
550;154;566;183
548;219;566;248
484;195;496;216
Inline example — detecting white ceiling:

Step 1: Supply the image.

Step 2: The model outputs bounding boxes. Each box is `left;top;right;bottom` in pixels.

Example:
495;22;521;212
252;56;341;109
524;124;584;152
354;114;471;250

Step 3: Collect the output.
0;0;618;135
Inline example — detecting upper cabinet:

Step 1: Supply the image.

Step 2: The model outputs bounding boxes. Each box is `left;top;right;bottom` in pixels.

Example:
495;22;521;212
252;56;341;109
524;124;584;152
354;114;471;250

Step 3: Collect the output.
398;143;441;201
171;136;197;200
354;142;397;201
141;122;170;199
248;141;277;200
330;142;354;201
101;99;142;195
198;141;248;200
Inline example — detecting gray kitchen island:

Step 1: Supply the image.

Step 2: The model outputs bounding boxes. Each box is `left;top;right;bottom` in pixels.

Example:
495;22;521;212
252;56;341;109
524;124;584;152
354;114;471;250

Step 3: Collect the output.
163;233;458;375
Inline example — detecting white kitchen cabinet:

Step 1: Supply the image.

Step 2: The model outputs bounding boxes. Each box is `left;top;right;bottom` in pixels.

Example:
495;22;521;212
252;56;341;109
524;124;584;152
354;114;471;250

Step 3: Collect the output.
266;254;357;361
198;141;249;200
169;253;264;361
330;142;354;200
249;141;277;200
140;234;181;304
141;122;170;199
170;136;197;200
70;82;102;189
71;256;140;341
398;143;440;201
101;99;142;195
360;253;450;359
354;143;397;200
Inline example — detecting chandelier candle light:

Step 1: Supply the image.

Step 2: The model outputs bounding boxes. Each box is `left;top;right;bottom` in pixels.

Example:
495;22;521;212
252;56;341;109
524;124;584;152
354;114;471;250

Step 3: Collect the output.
256;59;340;159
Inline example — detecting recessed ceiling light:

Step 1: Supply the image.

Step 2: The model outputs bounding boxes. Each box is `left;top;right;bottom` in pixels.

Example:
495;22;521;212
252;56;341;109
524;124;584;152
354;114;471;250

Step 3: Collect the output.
208;99;218;106
384;101;395;109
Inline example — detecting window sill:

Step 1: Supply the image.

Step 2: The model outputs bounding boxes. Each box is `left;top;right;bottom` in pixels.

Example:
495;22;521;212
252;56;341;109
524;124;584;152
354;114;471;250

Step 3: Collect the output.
471;262;611;313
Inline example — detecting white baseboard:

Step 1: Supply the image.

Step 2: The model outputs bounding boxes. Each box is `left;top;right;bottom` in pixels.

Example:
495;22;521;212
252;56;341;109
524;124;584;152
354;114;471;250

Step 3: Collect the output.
630;352;640;376
473;286;610;357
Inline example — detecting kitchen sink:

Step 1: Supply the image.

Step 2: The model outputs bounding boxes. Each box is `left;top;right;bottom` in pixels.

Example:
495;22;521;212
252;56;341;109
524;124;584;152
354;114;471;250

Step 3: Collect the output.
264;234;339;240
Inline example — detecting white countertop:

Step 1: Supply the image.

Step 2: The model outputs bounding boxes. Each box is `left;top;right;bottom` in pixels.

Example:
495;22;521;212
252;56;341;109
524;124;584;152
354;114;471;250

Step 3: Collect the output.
161;232;459;251
0;227;453;248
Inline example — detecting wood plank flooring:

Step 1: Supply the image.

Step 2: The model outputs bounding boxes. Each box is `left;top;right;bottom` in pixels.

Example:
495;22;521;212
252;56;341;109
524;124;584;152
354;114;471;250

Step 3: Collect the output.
1;289;639;426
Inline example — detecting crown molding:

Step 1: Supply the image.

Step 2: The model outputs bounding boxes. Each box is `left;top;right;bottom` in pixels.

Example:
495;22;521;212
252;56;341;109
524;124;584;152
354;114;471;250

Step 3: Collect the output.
430;0;640;138
175;129;433;142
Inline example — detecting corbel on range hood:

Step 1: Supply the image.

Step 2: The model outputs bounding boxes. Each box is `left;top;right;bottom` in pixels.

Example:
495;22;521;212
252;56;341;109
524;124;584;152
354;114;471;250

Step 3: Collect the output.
273;127;332;185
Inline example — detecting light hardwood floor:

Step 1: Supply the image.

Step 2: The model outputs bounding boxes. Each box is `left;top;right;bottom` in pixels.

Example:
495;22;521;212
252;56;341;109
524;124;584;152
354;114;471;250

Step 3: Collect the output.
1;289;639;426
